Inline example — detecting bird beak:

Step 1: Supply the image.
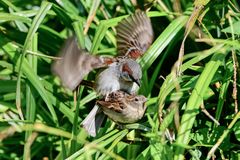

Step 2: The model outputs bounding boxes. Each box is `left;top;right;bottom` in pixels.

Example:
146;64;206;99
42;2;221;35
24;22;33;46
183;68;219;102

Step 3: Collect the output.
142;96;147;103
135;79;141;87
129;75;141;86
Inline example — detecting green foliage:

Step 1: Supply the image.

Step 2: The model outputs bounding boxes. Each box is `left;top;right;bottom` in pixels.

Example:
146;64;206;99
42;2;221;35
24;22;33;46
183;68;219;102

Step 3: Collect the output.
0;0;240;159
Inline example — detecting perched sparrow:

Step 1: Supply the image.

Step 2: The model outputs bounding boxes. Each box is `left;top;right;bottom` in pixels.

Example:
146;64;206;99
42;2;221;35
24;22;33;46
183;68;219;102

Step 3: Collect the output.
99;91;147;123
81;91;147;137
52;11;153;93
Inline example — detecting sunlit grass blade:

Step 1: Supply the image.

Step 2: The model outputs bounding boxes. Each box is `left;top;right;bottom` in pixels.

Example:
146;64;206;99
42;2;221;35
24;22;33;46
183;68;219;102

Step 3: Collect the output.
0;13;31;23
15;1;57;123
23;33;38;160
139;15;189;71
0;0;20;11
84;0;101;34
67;129;128;159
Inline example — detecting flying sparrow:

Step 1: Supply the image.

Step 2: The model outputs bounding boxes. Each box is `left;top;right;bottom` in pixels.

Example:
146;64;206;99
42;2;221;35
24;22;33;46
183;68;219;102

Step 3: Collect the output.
81;91;147;137
52;11;153;94
53;39;142;97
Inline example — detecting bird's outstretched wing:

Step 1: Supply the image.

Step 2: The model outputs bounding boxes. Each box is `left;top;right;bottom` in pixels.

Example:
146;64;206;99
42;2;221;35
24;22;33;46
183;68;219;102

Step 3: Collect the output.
52;37;111;90
116;11;153;59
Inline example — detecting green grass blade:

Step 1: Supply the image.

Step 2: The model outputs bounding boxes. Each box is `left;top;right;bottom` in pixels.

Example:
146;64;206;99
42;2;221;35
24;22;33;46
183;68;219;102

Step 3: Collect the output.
139;15;189;71
14;1;58;124
0;13;32;23
23;33;38;160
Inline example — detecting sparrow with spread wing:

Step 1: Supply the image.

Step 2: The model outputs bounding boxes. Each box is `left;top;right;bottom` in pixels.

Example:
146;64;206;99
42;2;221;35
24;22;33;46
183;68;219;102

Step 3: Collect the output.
52;11;153;96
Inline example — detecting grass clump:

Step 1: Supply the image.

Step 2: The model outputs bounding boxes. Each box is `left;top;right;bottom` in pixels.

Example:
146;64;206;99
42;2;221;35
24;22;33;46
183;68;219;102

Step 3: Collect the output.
0;0;240;159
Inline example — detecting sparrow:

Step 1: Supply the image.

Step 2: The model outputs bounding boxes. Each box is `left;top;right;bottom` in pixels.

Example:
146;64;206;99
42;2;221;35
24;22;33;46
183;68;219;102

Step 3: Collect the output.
81;91;147;137
53;38;142;97
52;11;153;95
95;58;142;97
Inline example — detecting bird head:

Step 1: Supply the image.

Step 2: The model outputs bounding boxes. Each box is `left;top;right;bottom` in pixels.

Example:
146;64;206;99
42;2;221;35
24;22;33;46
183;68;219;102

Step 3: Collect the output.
120;59;142;86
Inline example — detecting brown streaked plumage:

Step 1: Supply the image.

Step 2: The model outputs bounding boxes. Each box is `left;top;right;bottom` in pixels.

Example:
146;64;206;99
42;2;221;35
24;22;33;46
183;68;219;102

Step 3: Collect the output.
98;91;147;124
116;11;153;59
81;91;147;137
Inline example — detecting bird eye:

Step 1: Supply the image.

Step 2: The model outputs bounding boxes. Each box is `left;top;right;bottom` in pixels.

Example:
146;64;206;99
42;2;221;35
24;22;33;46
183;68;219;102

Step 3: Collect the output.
134;97;139;101
121;72;131;81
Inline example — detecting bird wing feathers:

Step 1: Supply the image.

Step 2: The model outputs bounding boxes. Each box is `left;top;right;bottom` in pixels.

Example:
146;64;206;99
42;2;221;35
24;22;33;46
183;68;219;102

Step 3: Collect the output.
52;37;107;90
116;11;153;59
